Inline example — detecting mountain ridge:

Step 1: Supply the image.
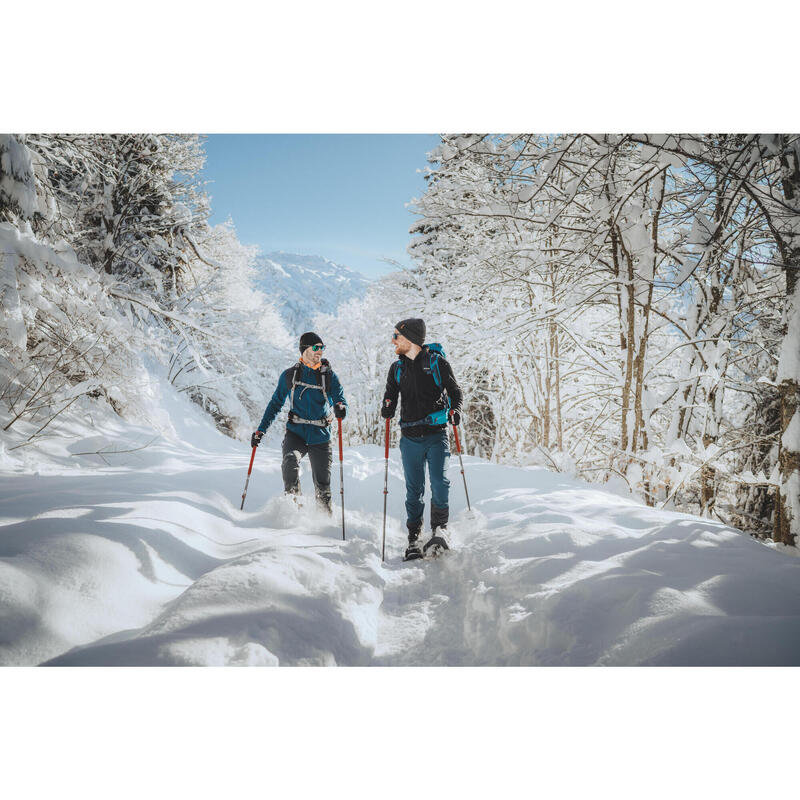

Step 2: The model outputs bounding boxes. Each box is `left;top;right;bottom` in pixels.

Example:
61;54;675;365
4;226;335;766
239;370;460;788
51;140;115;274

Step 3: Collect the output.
254;251;371;333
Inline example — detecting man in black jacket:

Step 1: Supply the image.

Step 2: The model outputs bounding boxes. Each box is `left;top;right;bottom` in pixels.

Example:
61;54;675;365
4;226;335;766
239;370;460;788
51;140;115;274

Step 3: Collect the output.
381;317;463;560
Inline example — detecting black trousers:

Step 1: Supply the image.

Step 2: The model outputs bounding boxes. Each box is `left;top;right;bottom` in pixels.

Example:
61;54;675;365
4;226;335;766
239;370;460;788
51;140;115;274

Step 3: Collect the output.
281;429;332;510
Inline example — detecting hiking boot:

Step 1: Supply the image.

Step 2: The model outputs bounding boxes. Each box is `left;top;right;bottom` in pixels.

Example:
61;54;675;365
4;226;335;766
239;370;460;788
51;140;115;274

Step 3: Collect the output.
404;537;423;561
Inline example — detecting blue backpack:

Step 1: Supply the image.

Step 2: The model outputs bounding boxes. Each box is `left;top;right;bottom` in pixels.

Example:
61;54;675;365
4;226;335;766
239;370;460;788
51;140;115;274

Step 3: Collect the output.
395;343;451;428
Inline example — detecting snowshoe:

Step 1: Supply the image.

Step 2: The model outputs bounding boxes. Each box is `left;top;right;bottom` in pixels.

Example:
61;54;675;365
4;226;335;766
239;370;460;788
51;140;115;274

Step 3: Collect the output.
403;538;424;562
423;527;450;558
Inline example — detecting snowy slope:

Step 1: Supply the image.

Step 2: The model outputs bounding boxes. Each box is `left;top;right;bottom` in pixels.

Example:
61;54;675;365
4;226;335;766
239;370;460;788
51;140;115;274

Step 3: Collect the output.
2;390;800;666
254;252;371;333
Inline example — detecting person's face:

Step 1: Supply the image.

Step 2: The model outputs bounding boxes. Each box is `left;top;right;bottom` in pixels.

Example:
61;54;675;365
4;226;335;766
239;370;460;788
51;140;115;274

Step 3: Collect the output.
392;329;411;356
303;344;324;364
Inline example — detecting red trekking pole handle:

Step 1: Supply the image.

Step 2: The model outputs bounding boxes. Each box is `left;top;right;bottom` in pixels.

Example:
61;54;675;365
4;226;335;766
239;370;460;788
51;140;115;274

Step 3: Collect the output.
247;444;257;474
240;445;257;510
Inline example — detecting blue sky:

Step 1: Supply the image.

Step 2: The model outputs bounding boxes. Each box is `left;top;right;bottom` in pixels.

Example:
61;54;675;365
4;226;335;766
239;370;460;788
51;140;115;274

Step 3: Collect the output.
201;134;440;278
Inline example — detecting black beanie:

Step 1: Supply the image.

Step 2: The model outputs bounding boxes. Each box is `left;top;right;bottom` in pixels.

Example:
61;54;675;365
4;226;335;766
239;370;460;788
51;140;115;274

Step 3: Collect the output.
395;318;426;347
299;331;324;352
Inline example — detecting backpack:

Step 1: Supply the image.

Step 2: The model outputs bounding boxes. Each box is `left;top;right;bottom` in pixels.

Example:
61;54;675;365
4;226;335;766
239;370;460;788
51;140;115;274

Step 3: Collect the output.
288;358;333;426
394;342;446;387
395;343;451;428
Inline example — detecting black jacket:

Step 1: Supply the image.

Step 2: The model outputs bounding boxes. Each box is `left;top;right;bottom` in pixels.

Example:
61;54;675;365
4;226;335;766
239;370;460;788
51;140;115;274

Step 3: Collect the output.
383;347;463;437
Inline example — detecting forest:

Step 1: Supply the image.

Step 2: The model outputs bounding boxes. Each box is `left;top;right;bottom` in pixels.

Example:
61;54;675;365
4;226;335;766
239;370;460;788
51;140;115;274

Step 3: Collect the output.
2;133;799;547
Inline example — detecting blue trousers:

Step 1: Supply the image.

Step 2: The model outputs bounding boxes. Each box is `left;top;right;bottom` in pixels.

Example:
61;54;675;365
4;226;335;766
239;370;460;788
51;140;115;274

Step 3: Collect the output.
399;430;450;535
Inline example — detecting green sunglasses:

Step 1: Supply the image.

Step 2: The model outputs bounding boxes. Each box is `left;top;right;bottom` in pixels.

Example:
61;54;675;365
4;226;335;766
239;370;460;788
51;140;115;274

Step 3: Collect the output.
309;344;325;352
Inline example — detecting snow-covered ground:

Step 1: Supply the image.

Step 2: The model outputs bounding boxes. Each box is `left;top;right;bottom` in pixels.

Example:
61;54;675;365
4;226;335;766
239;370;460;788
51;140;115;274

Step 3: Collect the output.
2;387;800;667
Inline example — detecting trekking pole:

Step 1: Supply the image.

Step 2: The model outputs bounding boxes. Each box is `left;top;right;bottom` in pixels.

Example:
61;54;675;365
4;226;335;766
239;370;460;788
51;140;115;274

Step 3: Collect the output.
381;416;390;562
337;417;345;541
451;418;471;512
240;445;257;510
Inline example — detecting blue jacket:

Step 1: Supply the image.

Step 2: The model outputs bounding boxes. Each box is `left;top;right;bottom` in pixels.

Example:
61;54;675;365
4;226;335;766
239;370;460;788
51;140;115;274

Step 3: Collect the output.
258;361;346;445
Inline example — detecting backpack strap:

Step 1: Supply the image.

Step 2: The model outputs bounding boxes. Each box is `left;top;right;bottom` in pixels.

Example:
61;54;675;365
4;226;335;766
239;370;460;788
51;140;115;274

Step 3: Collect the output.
287;360;333;426
319;358;330;405
289;363;302;411
394;351;443;389
400;409;449;429
428;350;442;388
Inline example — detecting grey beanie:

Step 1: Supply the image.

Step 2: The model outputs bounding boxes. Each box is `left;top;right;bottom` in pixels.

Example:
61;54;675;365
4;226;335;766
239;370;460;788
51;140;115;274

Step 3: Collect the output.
395;318;426;347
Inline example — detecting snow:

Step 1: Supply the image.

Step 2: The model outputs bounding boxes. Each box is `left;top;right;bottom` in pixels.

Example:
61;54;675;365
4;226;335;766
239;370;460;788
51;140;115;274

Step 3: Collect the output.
3;131;800;668
0;247;27;350
3;387;800;667
0;135;38;218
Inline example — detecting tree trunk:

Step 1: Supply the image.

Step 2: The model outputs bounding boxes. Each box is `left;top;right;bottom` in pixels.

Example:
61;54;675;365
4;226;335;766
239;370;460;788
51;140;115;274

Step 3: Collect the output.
620;238;636;453
774;135;800;546
775;260;800;545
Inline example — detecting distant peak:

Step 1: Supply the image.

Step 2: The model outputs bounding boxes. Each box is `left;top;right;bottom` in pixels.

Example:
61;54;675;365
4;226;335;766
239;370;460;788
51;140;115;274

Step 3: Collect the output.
257;251;371;283
252;251;372;332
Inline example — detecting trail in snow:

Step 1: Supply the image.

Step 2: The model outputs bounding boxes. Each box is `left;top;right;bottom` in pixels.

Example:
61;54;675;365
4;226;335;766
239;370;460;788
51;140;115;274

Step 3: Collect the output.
2;393;800;666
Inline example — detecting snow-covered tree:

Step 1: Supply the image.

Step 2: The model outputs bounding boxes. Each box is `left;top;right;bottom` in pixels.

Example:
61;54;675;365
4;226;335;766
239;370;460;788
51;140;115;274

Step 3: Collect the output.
375;132;796;540
1;134;290;445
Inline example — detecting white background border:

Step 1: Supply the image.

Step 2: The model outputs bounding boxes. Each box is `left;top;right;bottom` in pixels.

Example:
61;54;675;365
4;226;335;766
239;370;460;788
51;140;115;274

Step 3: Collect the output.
3;1;798;796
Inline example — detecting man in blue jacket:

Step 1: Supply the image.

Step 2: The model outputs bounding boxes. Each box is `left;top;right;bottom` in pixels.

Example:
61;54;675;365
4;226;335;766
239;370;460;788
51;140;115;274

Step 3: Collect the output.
251;332;347;513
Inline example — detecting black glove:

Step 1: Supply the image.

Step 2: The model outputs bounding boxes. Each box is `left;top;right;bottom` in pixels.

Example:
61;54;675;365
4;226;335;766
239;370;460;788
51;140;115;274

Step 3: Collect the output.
251;430;264;448
449;409;461;426
380;399;394;419
334;402;346;419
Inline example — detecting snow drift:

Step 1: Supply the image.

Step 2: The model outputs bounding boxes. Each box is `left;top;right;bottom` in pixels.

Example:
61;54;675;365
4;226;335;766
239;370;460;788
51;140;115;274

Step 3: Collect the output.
2;383;800;667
